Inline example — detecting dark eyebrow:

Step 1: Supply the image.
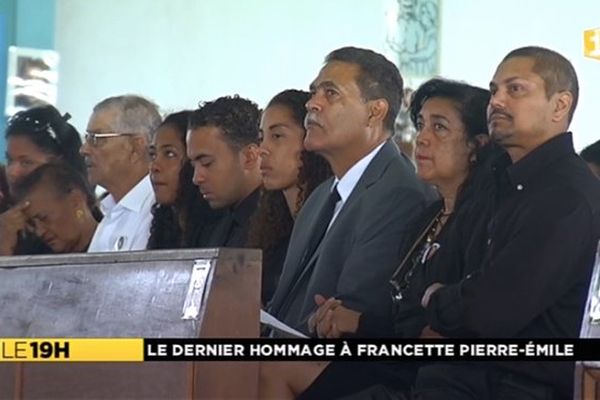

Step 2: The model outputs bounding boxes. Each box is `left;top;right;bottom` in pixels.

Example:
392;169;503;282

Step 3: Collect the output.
191;153;212;162
491;76;524;87
429;114;450;123
268;123;289;131
320;80;339;90
309;80;340;92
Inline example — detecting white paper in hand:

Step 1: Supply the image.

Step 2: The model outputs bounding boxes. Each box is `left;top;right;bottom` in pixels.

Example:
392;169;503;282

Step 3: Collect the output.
260;309;309;338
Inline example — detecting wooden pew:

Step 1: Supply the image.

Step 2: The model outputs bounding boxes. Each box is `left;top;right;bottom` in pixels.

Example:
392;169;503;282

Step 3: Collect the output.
0;248;262;399
575;241;600;400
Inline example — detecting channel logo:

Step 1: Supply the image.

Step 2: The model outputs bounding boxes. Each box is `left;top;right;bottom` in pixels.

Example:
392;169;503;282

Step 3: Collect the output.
584;27;600;60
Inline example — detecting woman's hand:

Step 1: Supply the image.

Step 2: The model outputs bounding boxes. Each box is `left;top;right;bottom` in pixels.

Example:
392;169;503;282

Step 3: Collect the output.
421;282;445;308
0;202;30;255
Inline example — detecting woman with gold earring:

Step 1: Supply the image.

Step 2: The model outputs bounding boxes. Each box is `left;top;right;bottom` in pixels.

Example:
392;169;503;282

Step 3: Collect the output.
7;162;100;254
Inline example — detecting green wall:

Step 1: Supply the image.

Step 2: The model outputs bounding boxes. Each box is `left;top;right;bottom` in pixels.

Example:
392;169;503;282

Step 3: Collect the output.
0;0;55;161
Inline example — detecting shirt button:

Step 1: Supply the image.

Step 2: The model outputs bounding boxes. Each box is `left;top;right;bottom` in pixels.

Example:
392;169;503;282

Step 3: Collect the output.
516;184;524;191
487;238;492;246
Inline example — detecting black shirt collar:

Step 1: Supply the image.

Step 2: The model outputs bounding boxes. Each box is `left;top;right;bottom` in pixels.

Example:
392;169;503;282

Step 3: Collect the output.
230;187;261;226
493;132;575;188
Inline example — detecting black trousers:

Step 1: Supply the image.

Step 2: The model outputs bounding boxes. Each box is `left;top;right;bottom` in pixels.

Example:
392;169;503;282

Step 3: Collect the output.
413;364;563;400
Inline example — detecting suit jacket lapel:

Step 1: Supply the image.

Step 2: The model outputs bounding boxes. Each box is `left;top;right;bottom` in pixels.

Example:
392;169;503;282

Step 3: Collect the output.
269;179;334;313
274;141;401;312
325;140;401;231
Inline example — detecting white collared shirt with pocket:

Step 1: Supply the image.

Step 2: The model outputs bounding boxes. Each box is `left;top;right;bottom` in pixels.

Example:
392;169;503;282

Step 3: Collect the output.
87;175;155;252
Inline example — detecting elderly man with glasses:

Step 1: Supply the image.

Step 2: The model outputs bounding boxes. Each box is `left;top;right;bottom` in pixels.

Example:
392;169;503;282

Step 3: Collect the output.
81;94;161;251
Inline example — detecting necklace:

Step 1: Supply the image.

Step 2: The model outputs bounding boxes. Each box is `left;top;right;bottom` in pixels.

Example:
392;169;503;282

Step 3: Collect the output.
421;210;447;263
390;205;453;301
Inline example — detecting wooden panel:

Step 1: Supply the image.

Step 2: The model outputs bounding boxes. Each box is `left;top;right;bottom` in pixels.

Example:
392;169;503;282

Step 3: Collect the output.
0;250;219;338
0;248;262;400
195;248;261;399
577;242;600;399
0;363;18;399
21;362;192;400
582;368;600;400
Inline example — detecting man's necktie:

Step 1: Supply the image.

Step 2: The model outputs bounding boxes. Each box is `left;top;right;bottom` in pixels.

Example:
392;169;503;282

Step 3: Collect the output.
302;184;340;265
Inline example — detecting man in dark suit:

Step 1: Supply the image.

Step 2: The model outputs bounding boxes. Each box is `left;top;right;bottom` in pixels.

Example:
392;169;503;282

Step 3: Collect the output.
268;47;434;336
187;95;262;248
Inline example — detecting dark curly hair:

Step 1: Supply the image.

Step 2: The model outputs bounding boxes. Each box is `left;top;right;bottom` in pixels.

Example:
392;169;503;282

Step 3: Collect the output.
188;95;260;150
6;105;86;179
147;111;219;249
247;89;332;252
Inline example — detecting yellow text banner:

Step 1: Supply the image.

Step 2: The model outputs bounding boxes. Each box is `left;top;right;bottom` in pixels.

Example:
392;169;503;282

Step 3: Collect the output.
0;338;144;362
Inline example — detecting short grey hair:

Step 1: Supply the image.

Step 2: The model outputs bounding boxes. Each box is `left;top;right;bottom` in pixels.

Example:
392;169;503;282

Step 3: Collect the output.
93;94;162;140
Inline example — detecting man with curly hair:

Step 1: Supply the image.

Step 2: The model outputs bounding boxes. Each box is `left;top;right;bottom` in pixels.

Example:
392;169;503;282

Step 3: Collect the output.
187;95;262;247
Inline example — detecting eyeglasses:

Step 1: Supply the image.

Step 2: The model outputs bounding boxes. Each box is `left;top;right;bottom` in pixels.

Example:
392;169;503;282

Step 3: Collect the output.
84;131;138;147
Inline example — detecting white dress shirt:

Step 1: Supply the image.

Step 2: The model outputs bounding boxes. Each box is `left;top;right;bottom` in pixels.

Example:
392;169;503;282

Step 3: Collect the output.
87;175;155;252
329;141;386;227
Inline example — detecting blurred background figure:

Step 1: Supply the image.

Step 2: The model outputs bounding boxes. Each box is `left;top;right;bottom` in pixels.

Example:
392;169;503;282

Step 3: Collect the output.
12;163;100;254
0;105;89;255
147;111;221;249
581;138;600;179
0;164;9;213
248;89;332;305
393;87;416;161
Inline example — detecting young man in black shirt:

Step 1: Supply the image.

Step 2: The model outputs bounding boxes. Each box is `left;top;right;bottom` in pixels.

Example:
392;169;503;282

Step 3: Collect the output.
187;96;262;248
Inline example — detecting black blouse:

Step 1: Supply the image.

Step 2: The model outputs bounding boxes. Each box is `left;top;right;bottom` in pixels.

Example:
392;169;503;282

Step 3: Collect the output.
356;144;499;337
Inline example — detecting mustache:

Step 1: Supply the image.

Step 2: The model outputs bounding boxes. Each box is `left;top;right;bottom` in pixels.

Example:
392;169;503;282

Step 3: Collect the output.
489;109;512;120
304;115;322;128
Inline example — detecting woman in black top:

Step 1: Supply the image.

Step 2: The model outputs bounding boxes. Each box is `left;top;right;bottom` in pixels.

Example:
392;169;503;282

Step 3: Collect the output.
247;89;331;305
259;79;503;399
147;111;220;249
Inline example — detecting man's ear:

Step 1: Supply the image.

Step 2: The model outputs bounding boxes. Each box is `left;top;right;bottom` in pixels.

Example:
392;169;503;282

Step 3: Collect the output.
130;135;149;162
239;143;260;170
367;99;389;128
552;91;573;124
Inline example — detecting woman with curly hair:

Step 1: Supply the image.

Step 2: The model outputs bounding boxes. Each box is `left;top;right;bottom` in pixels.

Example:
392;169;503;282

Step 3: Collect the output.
247;89;332;305
147;111;219;249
